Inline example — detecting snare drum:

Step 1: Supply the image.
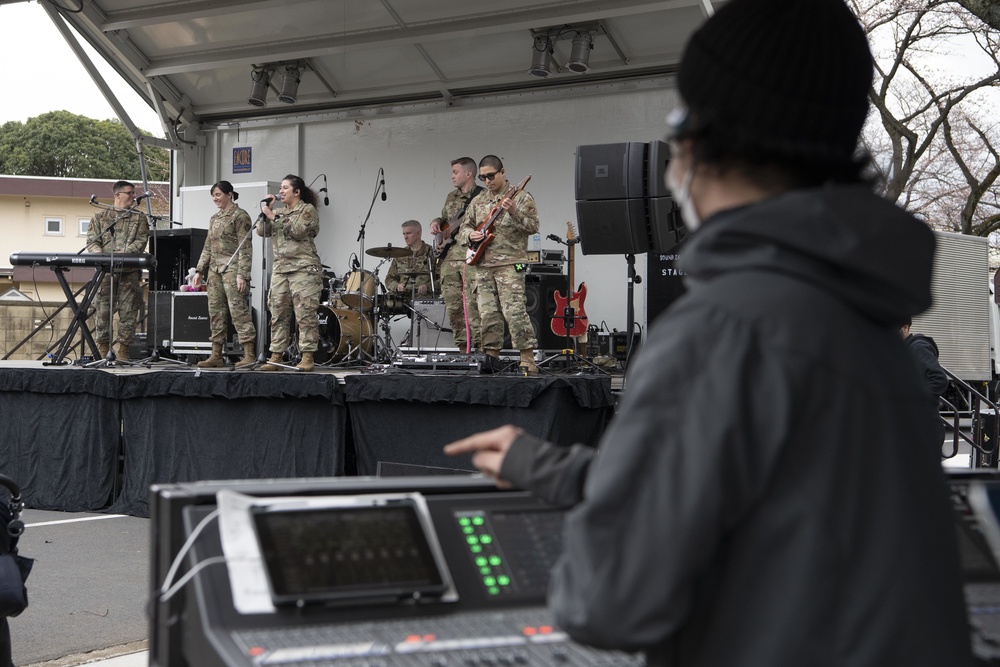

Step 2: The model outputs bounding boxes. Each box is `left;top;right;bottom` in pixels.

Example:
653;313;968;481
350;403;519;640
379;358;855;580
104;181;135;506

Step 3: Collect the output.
341;270;377;308
315;304;374;363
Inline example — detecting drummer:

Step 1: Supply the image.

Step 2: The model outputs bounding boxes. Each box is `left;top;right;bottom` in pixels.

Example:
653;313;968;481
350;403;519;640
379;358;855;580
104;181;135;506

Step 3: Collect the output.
384;220;438;298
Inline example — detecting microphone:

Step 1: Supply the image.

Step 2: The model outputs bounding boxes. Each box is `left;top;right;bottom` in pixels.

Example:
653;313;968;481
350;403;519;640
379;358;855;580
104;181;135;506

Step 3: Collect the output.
351;255;360;270
89;195;97;204
322;174;330;206
134;191;152;203
261;196;275;204
547;234;563;243
380;169;387;201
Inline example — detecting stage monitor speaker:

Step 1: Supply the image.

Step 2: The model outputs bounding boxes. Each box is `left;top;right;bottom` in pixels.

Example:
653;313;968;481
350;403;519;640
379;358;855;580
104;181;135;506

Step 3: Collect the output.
149;290;173;351
170;292;237;355
525;274;569;351
575;142;647;201
649;196;687;253
576;199;651;255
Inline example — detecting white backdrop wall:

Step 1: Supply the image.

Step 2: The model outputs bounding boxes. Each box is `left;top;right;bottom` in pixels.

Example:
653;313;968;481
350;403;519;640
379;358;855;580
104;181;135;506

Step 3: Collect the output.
181;86;680;337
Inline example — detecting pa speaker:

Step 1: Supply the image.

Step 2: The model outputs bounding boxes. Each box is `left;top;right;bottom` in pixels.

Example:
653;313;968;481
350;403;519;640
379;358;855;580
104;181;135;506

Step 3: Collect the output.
576;143;647;200
526;274;569;351
649;196;687;253
576;199;651;255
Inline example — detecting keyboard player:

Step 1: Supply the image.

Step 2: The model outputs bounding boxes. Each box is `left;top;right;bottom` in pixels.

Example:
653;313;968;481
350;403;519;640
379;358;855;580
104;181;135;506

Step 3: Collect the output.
86;180;149;361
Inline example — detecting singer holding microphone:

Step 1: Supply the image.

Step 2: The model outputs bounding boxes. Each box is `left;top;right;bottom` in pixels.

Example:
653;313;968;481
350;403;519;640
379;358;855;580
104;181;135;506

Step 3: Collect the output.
86;180;149;361
191;181;257;369
256;175;324;372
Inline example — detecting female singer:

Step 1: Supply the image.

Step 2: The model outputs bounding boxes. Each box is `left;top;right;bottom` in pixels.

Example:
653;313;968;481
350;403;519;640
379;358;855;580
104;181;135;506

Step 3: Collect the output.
256;174;323;372
193;180;257;368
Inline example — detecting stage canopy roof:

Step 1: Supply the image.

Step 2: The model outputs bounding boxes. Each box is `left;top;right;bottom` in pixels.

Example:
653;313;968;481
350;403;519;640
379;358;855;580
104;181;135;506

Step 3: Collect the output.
43;0;720;147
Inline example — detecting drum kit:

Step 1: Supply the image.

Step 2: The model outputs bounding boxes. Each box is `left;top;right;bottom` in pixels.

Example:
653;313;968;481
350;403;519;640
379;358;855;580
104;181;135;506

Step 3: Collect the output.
312;244;424;365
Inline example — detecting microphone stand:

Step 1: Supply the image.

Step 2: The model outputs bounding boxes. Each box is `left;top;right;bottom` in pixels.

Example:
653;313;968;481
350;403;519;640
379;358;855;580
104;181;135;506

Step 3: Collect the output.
85;206;137;369
135;207;188;368
347;169;386;365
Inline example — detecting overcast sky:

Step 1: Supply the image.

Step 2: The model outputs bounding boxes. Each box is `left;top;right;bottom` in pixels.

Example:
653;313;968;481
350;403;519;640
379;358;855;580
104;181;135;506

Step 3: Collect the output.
0;1;164;137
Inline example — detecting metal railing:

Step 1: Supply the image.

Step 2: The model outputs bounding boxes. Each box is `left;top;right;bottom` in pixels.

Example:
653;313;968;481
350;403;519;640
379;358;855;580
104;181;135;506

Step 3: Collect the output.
940;367;998;466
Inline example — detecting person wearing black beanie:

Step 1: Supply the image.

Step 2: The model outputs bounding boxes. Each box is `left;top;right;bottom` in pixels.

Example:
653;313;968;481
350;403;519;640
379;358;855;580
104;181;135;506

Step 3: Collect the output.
445;0;975;664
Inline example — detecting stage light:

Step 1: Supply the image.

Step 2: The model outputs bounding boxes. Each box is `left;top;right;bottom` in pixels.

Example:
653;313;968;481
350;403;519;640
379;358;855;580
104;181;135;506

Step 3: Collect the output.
567;32;593;73
277;66;301;104
528;35;554;78
248;68;271;107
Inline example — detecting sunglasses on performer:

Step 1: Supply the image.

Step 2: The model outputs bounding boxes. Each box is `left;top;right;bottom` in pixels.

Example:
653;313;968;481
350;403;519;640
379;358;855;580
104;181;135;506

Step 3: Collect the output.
478;171;501;182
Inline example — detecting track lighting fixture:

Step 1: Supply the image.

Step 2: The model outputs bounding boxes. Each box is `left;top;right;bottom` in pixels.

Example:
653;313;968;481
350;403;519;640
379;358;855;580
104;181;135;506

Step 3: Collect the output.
248;68;272;107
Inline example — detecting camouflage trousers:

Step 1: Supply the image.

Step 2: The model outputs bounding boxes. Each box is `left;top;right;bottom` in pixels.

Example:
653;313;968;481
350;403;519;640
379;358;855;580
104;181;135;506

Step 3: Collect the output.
475;264;537;353
93;270;142;347
439;259;481;351
205;268;256;345
268;269;323;353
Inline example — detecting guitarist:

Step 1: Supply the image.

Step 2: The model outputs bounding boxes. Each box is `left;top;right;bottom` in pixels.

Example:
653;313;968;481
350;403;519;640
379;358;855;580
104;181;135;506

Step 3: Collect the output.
458;155;540;374
430;157;484;353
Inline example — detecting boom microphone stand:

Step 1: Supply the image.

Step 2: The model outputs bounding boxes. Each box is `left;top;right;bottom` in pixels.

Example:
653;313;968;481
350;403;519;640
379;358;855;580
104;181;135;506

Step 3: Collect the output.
346;168;387;365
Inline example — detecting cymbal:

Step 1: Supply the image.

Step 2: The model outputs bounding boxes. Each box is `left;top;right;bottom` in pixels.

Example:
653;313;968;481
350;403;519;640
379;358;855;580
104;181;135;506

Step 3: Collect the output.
366;246;410;259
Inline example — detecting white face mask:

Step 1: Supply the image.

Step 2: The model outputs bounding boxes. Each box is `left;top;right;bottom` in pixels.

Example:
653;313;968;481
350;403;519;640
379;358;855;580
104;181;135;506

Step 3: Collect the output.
666;159;701;232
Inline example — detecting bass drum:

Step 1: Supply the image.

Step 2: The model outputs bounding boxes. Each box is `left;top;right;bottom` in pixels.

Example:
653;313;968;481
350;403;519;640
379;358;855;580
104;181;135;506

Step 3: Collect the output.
315;305;374;363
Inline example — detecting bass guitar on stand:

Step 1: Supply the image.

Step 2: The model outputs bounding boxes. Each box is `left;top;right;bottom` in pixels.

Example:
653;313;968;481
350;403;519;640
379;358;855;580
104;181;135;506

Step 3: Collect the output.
466;175;532;266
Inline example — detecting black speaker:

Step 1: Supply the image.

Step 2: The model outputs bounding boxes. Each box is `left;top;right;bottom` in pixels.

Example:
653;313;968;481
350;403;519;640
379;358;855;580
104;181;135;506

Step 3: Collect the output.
649;197;687;253
575;142;652;255
525;274;568;351
576;199;651;255
646;246;689;326
151;229;208;292
575;142;647;200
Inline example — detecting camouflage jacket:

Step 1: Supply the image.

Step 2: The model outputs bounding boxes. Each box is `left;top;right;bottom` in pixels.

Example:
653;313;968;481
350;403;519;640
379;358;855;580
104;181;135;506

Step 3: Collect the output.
437;185;484;263
257;201;322;274
385;241;438;295
197;205;253;279
458;182;539;267
86;207;149;272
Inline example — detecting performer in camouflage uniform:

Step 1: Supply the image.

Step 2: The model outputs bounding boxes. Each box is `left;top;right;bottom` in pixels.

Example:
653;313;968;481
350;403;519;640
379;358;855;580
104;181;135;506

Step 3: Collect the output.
86;180;149;362
384;220;438;298
192;181;257;368
430;157;483;353
458;156;539;374
257;174;324;372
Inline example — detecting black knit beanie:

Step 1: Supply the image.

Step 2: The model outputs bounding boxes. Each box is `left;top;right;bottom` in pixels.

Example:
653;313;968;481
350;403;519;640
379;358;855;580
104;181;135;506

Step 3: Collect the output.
677;0;873;164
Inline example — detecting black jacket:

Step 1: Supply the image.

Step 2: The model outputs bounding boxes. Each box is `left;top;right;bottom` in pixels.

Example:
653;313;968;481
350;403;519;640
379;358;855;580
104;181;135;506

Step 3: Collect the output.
906;333;949;396
501;186;973;666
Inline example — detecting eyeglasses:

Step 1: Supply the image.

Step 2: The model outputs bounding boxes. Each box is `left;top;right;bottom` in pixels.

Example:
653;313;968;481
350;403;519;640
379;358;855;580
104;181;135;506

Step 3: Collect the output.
478;171;500;182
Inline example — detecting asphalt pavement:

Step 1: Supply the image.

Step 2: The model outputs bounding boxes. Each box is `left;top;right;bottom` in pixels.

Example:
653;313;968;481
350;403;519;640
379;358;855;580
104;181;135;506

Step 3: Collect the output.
10;510;149;666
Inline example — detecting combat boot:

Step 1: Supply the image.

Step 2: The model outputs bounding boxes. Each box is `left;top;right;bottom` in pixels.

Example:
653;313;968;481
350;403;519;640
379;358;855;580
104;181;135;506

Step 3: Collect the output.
296;352;315;372
197;343;225;368
116;343;130;362
519;349;538;375
481;349;502;375
258;353;284;372
98;342;109;359
235;340;256;368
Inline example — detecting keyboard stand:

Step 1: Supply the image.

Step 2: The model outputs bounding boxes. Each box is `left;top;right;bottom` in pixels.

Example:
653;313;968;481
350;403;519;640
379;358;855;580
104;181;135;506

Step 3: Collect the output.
48;266;105;365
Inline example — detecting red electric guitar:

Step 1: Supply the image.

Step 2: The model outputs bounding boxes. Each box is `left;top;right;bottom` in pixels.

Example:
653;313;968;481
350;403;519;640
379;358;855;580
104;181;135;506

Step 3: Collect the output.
551;222;589;339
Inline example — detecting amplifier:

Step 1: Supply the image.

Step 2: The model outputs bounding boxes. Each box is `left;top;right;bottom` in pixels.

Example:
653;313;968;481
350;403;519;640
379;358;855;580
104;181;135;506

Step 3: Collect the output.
170;292;237;355
391;354;482;374
586;330;641;367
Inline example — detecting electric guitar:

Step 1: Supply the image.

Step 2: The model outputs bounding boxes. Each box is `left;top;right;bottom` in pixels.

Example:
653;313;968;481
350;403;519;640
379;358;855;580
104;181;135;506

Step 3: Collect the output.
433;186;483;260
466;175;532;266
551;222;589;338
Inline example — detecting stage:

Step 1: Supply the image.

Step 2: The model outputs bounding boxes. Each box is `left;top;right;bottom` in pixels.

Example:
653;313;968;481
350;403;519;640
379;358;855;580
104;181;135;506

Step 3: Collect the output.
0;361;616;517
